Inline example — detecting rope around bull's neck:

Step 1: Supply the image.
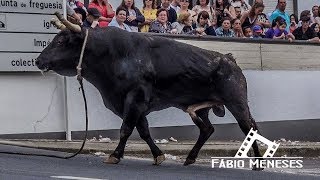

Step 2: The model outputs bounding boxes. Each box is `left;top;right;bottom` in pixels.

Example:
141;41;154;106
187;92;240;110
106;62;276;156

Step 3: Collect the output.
77;28;89;81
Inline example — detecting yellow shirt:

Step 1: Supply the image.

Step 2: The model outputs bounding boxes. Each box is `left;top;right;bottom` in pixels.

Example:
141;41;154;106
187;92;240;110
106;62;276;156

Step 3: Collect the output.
140;8;157;32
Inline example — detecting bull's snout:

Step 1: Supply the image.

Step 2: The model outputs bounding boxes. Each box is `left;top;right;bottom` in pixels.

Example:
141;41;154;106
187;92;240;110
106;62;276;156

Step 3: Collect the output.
35;59;40;67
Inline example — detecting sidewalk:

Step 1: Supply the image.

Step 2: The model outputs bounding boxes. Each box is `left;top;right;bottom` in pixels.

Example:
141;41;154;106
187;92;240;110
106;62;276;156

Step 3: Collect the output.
0;138;319;158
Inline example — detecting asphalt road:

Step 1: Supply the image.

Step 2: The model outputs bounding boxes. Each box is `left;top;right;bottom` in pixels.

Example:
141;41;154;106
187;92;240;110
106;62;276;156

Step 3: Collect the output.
0;144;319;180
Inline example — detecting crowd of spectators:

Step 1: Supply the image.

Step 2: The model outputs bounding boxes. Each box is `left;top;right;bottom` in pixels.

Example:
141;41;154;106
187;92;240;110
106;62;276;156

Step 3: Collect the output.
66;0;320;42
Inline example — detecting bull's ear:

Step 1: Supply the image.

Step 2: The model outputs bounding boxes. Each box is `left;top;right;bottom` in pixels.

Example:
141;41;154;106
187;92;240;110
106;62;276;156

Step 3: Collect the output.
54;11;81;33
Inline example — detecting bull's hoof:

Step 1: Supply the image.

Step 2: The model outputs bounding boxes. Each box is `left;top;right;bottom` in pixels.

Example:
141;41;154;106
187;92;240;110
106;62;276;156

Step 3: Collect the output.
184;158;196;166
153;154;166;165
103;155;120;164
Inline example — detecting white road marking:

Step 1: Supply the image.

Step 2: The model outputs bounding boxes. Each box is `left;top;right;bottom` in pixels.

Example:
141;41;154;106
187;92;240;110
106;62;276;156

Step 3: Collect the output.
51;176;108;180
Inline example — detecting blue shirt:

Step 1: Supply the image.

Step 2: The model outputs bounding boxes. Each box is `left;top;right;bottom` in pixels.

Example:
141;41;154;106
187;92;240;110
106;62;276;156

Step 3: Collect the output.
269;9;290;31
108;18;132;32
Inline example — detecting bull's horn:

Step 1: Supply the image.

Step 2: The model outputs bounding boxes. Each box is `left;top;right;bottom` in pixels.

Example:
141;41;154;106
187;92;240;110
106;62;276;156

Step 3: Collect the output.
54;11;81;32
51;18;66;30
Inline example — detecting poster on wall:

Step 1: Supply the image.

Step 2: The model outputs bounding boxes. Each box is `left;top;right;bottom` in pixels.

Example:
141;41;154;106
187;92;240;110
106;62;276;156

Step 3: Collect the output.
0;0;63;71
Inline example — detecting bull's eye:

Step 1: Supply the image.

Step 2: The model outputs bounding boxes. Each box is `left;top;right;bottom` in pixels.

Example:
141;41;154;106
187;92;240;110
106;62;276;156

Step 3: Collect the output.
57;40;63;46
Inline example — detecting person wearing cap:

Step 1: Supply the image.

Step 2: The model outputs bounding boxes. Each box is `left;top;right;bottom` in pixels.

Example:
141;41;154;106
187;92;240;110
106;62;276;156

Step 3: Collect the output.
83;8;101;28
109;7;132;32
252;25;263;38
292;16;319;42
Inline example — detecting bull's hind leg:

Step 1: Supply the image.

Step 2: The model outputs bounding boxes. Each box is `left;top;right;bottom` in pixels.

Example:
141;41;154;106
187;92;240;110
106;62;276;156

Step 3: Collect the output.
136;116;165;165
184;108;214;166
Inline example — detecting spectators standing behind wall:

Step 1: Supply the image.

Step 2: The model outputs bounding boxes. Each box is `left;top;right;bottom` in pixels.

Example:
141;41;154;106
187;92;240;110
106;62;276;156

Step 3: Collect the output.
109;7;132;32
140;0;157;32
230;0;251;14
315;6;320;24
89;0;115;27
149;8;177;33
269;0;290;31
119;0;145;32
158;0;177;23
214;0;236;27
178;0;197;23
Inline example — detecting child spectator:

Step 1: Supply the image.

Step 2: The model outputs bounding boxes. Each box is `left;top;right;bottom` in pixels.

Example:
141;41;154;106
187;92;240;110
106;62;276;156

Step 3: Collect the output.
252;25;264;38
215;17;235;37
119;0;145;32
272;20;295;41
193;11;216;36
89;0;114;27
243;26;253;38
149;8;177;33
140;0;157;32
310;23;320;38
109;7;132;32
83;8;101;28
265;16;284;39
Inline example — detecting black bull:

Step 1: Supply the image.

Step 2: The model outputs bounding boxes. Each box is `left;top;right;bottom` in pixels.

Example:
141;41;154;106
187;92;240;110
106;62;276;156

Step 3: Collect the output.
36;27;262;166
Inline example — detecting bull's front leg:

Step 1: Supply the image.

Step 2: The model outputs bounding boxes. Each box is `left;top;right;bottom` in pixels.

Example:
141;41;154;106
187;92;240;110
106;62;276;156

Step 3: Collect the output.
104;88;149;164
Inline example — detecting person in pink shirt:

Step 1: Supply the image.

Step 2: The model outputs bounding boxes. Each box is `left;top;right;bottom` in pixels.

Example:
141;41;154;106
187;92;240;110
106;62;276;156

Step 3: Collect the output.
89;0;115;27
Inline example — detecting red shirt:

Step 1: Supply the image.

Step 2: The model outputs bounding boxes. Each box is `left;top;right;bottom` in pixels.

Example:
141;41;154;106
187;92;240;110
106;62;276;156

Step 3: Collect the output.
88;2;115;27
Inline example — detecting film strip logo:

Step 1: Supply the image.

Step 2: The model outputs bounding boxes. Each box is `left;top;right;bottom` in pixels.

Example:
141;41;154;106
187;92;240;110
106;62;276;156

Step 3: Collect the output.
235;128;280;158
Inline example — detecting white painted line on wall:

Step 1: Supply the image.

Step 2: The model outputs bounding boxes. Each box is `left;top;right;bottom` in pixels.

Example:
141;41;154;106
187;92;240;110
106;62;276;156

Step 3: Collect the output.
51;176;108;180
